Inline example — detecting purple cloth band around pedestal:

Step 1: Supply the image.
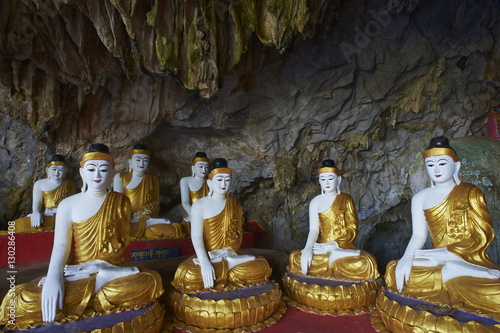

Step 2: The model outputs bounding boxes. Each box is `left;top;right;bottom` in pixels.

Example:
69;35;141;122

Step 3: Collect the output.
287;272;369;287
384;289;500;327
190;281;276;301
3;303;154;333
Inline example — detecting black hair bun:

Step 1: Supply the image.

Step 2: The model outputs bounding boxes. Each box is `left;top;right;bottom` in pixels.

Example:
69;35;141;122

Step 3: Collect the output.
322;159;336;168
88;143;110;154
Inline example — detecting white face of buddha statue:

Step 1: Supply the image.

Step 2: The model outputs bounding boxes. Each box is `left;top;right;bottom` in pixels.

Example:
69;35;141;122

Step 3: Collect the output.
129;153;150;174
80;160;113;191
209;173;231;196
192;161;209;178
47;165;66;181
424;154;458;184
319;172;340;194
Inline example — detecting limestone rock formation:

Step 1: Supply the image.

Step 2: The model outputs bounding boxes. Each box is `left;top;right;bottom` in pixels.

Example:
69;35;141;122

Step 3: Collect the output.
1;0;500;265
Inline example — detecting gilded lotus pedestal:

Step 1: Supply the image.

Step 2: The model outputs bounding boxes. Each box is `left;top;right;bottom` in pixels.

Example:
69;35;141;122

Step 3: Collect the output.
169;282;285;332
375;288;500;333
283;272;381;314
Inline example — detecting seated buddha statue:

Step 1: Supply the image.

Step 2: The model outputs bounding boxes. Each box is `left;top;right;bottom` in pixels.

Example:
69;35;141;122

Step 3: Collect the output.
5;154;75;233
378;136;500;332
113;144;184;239
179;151;210;235
170;158;283;330
0;144;164;331
284;159;381;312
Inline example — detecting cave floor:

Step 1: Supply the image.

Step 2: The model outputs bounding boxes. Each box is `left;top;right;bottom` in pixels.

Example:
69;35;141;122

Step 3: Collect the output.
0;250;380;333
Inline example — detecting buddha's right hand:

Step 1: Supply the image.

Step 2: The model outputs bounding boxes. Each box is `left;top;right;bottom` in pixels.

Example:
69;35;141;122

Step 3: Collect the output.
200;259;216;289
41;275;64;323
31;211;43;228
395;255;413;292
300;247;313;275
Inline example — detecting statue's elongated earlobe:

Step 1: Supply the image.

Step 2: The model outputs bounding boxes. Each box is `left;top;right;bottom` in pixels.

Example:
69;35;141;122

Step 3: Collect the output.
79;167;86;192
207;179;213;196
453;161;461;185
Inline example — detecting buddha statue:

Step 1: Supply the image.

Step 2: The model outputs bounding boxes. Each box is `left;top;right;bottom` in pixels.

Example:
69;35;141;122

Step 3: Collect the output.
113;144;184;239
170;158;283;330
284;159;381;313
377;136;500;332
0;144;164;331
3;154;75;234
179;151;210;235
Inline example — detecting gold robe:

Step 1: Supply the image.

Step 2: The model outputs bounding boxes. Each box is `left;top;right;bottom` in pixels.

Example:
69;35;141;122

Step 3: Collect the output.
120;172;184;239
0;192;163;330
8;180;76;234
385;183;500;319
182;180;209;235
288;193;379;281
172;196;271;293
189;180;209;203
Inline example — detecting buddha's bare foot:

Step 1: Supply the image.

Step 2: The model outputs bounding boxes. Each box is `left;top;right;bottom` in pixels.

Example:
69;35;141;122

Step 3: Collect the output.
94;266;139;293
146;218;171;228
226;255;255;270
64;260;111;281
489;269;500;279
442;261;499;282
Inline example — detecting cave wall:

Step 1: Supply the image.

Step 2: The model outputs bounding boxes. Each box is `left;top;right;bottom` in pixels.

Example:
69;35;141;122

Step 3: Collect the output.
1;0;500;263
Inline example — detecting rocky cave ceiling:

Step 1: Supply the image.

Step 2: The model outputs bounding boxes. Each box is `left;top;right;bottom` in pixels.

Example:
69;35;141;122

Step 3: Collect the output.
1;0;500;259
2;0;338;98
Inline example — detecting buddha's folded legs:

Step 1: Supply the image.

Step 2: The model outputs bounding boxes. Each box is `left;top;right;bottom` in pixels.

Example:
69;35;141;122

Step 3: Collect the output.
445;276;500;317
227;257;272;288
385;260;500;319
172;255;271;293
143;222;184;239
288;250;379;281
8;216;55;233
0;269;162;330
93;268;163;312
385;260;445;299
0;277;94;329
